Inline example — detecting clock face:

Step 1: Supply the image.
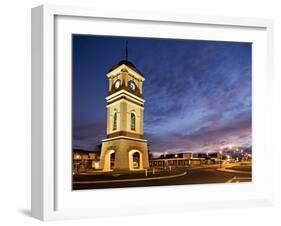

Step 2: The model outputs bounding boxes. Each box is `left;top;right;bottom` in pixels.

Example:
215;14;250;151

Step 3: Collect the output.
128;80;136;92
114;79;121;89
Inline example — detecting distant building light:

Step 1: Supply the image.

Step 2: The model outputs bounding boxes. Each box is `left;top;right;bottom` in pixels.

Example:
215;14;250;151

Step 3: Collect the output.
93;162;100;169
74;154;81;160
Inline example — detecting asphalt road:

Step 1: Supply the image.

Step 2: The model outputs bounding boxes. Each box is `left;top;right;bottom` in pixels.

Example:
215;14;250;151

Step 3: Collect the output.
73;167;252;190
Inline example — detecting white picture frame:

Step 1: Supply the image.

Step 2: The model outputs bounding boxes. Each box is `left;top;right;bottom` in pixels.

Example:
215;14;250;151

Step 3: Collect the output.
31;4;274;221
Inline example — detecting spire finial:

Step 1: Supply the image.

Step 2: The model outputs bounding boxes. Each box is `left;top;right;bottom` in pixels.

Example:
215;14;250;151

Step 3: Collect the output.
125;40;128;61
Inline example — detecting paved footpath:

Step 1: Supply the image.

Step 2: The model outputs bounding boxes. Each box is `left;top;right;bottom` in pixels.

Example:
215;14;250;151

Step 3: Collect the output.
216;163;252;175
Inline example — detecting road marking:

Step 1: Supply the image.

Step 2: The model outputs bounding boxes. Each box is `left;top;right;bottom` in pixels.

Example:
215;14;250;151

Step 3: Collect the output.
73;172;187;184
227;177;236;183
227;177;252;183
217;168;251;174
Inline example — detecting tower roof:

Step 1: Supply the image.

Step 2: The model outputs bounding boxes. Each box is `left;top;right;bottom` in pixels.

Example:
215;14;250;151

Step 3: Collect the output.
108;60;144;77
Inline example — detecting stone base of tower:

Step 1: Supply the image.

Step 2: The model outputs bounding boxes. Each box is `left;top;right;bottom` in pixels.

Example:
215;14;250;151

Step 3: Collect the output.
99;137;149;172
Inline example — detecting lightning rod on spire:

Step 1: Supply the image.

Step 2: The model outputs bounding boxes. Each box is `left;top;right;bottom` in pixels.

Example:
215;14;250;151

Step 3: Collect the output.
125;40;128;61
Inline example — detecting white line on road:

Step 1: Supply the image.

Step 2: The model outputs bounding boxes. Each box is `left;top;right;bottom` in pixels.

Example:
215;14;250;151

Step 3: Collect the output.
227;176;252;183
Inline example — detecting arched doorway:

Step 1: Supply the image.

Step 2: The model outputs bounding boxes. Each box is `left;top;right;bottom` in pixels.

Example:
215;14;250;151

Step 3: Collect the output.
129;150;143;170
103;150;115;171
132;152;140;169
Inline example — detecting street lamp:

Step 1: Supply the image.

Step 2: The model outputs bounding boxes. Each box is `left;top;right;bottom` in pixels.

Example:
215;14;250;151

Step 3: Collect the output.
227;155;231;162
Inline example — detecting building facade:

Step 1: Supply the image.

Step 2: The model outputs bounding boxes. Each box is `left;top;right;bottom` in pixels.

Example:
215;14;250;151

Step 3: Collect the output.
73;150;100;173
99;60;149;172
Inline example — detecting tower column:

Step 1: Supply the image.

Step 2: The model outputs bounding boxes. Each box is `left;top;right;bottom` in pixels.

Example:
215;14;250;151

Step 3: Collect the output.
140;108;144;135
119;101;127;132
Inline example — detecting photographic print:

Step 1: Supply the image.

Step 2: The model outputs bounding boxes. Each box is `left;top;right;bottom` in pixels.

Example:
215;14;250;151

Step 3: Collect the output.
72;35;252;190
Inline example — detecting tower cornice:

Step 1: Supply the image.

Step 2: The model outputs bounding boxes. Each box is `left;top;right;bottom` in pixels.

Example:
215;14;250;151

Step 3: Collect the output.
106;89;145;103
102;136;148;143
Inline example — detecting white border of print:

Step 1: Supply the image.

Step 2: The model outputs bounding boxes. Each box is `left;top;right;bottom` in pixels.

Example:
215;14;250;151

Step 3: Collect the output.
31;4;274;221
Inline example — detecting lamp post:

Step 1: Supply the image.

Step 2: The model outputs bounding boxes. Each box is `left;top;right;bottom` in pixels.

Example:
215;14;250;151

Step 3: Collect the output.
219;150;223;168
164;151;168;170
73;154;81;174
175;154;178;168
207;151;210;165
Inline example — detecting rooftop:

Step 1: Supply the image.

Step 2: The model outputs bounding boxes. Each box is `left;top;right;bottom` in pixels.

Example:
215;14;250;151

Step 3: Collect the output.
108;60;144;77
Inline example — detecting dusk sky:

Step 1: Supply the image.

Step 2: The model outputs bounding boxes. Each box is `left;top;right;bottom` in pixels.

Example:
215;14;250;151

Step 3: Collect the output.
72;35;252;155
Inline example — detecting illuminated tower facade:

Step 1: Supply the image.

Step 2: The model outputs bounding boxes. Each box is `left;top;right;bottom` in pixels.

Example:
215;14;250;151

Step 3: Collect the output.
99;58;149;172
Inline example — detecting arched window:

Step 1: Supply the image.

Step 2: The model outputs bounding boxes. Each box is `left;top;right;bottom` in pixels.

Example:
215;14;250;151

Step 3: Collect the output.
113;111;117;130
131;112;136;130
110;152;115;170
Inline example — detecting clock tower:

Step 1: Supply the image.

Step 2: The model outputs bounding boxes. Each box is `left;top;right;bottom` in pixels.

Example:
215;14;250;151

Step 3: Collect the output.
99;59;149;172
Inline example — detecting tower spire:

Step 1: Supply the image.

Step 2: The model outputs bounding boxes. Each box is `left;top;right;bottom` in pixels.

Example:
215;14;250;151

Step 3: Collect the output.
125;40;128;61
